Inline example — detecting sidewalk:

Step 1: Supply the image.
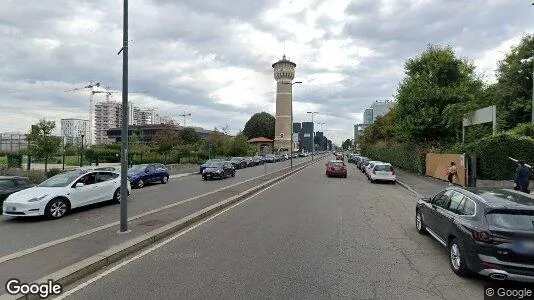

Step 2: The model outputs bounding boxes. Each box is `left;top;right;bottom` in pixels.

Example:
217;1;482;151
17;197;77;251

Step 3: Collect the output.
395;169;450;198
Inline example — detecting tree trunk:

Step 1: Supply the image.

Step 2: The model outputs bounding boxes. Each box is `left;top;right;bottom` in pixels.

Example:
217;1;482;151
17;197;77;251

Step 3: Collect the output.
45;157;48;173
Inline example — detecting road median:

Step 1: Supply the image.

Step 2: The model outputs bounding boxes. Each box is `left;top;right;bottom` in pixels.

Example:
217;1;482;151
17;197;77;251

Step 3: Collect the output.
0;156;327;300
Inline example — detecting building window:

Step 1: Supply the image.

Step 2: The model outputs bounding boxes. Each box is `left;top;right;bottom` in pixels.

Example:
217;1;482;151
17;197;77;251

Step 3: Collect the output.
280;133;284;138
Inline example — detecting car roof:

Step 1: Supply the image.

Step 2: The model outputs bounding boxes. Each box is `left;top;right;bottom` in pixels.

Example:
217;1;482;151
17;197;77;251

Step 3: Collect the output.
453;187;534;210
374;162;392;166
329;160;344;163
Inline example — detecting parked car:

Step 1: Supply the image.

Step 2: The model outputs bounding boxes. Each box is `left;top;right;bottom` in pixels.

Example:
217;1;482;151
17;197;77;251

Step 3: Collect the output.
369;163;396;184
365;161;382;178
265;154;277;163
0;176;34;213
252;156;264;165
360;158;371;172
128;163;169;188
199;159;224;174
202;162;235;180
2;170;131;219
356;157;368;169
245;157;255;167
229;157;247;169
325;160;347;178
94;167;116;171
415;187;534;282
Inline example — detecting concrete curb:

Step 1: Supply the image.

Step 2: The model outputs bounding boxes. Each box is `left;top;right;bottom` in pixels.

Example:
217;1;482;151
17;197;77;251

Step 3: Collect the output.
169;172;197;179
396;180;423;198
9;156;326;300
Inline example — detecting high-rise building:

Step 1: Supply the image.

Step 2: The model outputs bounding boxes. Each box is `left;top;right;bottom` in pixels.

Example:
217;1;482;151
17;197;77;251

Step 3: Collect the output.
293;122;301;133
363;108;374;125
94;100;173;145
61;118;90;146
299;122;314;152
272;55;296;153
371;100;395;121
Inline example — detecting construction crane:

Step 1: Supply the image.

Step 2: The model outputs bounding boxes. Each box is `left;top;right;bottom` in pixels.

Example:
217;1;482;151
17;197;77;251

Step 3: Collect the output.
64;81;102;145
178;112;192;127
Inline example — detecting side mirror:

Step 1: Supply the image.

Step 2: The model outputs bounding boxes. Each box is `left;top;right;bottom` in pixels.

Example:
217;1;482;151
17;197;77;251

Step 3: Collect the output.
75;182;85;188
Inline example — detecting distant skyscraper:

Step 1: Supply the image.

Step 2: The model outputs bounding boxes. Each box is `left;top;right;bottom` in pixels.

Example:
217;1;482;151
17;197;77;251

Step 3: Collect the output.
371;100;395;121
363;108;374;125
272;54;296;153
61;118;90;145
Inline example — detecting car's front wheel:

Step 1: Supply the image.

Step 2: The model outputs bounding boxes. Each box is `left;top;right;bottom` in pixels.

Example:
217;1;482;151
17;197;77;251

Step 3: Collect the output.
137;179;144;188
449;239;470;277
161;175;169;184
415;210;426;234
45;198;69;219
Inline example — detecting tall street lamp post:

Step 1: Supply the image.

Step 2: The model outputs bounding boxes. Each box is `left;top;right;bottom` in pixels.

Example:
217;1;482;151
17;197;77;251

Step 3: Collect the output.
80;134;85;167
118;0;129;233
283;81;302;169
307;111;318;161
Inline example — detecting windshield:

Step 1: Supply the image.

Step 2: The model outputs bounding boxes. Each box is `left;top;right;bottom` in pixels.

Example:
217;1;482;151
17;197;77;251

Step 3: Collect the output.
375;165;393;171
38;172;81;187
207;162;223;168
129;165;147;173
486;211;534;231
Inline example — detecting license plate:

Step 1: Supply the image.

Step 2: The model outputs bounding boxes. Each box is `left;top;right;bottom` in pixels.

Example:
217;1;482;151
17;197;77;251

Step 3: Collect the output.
379;172;389;175
5;206;16;212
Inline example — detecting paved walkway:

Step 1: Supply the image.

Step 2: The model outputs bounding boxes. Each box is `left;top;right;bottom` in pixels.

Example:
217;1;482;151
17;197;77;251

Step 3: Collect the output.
395;169;450;198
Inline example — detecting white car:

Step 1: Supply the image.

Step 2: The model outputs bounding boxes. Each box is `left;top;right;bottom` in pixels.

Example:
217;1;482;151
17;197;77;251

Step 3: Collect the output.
2;170;131;219
365;161;382;178
369;163;396;183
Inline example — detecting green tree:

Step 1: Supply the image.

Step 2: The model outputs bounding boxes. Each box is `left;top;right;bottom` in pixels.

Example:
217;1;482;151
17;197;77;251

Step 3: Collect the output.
228;133;253;156
243;112;275;140
27;119;61;172
206;128;231;157
394;44;483;146
341;139;352;150
154;129;181;162
360;108;397;147
179;128;200;145
492;34;534;129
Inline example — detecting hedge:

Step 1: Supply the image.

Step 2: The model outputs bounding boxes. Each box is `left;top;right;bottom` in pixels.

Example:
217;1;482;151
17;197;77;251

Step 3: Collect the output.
467;133;534;180
361;144;426;174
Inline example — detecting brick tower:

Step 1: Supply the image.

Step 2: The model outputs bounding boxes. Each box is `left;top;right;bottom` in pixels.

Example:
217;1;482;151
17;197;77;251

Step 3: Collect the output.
272;55;296;153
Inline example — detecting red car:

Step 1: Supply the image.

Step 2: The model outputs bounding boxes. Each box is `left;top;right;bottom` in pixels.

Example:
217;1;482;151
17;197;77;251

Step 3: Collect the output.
326;160;347;178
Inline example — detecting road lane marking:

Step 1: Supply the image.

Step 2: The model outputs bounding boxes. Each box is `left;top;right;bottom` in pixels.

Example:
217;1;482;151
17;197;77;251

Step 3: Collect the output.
53;157;314;300
0;159;311;264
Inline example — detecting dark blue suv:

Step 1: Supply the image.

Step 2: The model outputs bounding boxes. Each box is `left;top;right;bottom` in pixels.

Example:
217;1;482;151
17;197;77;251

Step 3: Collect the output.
128;164;169;188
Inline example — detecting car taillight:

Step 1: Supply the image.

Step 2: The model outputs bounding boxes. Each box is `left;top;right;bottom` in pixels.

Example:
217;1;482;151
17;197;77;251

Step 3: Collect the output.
472;229;508;244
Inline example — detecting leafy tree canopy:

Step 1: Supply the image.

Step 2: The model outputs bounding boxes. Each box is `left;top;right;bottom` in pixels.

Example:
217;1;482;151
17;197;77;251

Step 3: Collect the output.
243;112;275;140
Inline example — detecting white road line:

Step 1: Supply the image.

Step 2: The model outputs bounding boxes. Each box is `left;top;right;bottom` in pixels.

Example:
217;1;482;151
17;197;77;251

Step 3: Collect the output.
0;160;306;264
53;162;309;300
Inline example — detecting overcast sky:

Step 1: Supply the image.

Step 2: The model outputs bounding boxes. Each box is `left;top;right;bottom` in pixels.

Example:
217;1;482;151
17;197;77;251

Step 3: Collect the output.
0;0;532;145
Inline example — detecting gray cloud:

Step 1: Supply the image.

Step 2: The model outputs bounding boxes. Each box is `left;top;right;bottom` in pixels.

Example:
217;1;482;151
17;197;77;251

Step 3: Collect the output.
0;0;532;144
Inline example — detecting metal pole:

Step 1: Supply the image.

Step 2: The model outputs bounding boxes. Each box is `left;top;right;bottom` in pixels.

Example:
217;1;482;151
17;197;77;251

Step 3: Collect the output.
119;0;129;233
311;113;314;161
290;84;293;170
531;61;534;124
80;135;84;167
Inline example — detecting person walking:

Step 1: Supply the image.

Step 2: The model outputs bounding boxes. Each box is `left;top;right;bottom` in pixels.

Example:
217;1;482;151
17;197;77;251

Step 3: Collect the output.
514;160;530;193
447;162;457;186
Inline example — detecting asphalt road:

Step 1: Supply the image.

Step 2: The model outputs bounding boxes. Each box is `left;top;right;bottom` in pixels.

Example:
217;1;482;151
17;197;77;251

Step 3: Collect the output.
58;157;491;300
0;158;311;256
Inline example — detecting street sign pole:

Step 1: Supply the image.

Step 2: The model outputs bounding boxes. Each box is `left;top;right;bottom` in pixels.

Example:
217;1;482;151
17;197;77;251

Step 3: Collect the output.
119;0;129;233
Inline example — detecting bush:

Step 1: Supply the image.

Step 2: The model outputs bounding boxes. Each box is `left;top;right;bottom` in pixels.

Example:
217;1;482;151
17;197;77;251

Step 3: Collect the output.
7;153;23;168
0;166;47;184
508;123;534;139
46;168;63;178
468;133;534;180
361;144;426;174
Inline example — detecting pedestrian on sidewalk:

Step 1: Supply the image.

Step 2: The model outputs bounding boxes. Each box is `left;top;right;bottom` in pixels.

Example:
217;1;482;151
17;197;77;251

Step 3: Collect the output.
447;162;457;186
514;160;530;193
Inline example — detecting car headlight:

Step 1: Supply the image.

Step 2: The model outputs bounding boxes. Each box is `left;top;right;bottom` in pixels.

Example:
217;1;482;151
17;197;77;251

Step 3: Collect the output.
216;170;222;173
28;195;48;202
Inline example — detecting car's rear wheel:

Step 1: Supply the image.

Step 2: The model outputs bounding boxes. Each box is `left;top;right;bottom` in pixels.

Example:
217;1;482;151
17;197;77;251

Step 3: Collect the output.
202;176;207;181
415;210;426;234
113;188;121;204
449;239;470;277
370;179;375;183
45;198;69;219
161;175;169;184
231;171;235;177
137;179;144;188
